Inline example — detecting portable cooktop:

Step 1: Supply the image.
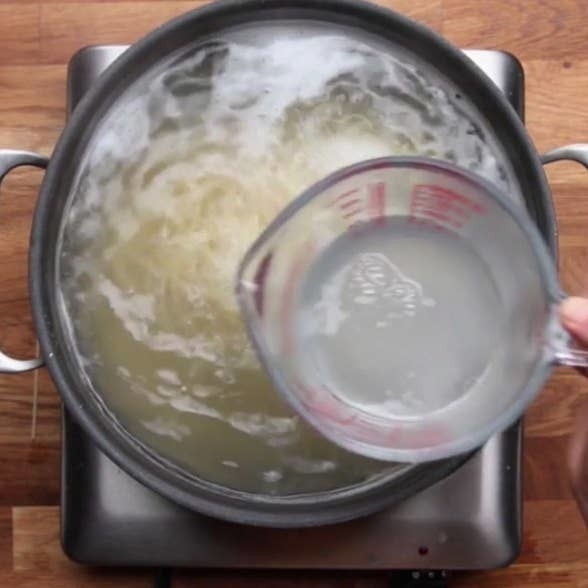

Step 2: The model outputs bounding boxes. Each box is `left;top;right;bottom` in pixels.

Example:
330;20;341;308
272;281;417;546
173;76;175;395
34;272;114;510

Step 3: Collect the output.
61;46;523;577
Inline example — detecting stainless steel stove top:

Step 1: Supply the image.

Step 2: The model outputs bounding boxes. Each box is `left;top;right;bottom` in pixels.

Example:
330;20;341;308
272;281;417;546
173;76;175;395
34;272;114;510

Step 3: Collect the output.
61;46;523;572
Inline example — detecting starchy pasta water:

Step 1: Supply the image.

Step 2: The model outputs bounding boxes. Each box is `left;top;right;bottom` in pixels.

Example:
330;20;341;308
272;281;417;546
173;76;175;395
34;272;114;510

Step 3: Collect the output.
57;25;519;494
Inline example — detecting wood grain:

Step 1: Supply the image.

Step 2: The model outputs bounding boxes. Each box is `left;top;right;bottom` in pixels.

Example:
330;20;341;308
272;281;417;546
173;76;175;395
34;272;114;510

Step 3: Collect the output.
0;6;40;65
442;0;588;60
31;370;61;442
0;508;13;568
524;436;575;500
12;508;152;586
525;60;588;151
0;442;60;505
39;3;202;64
0;66;66;128
1;0;587;586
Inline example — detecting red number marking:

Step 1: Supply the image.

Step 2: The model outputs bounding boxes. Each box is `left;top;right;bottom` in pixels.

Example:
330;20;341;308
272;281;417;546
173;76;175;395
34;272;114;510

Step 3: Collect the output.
329;188;365;224
339;197;361;210
330;188;360;206
342;208;361;219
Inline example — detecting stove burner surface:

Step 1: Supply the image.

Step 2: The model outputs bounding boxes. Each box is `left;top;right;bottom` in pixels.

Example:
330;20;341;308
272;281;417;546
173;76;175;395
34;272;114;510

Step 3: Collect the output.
61;47;523;571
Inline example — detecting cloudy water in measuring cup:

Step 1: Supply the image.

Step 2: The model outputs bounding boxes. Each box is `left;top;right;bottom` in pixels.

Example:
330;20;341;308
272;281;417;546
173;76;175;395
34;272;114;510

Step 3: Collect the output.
297;219;505;418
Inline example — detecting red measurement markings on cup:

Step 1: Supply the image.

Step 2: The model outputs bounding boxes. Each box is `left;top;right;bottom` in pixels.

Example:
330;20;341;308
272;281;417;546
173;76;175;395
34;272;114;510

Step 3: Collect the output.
409;184;487;230
368;181;387;225
330;182;388;225
341;198;362;219
330;188;362;220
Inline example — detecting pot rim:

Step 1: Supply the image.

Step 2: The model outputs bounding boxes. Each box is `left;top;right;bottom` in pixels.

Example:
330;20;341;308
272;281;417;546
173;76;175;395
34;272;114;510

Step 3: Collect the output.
29;0;554;526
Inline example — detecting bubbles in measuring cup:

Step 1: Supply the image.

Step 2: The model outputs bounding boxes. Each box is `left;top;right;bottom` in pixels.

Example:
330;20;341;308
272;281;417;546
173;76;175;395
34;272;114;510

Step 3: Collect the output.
347;253;436;318
296;220;504;419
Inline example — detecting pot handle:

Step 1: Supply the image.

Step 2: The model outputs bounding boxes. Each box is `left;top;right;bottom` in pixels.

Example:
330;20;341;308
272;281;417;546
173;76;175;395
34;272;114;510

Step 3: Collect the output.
541;143;588;169
0;149;48;373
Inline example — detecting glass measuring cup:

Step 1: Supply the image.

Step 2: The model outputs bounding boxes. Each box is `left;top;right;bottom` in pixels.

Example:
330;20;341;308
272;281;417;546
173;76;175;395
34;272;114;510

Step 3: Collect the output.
236;157;588;463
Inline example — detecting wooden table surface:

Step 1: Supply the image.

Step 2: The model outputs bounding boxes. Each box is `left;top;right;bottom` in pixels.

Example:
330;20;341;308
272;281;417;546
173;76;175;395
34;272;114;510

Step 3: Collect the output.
1;0;587;586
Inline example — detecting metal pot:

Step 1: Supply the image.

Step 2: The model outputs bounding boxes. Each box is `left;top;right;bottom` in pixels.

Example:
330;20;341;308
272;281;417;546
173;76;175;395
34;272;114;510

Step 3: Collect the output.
0;0;585;527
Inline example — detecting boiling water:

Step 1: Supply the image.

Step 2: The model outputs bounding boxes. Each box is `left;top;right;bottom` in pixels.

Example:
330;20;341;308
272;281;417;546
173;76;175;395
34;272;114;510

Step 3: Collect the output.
297;220;504;418
58;25;518;495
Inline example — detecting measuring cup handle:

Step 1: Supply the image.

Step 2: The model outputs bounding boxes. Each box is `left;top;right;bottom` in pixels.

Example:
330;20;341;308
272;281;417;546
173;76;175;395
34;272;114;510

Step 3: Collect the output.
555;348;588;368
554;347;588;368
0;149;48;373
541;144;588;368
544;306;588;368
